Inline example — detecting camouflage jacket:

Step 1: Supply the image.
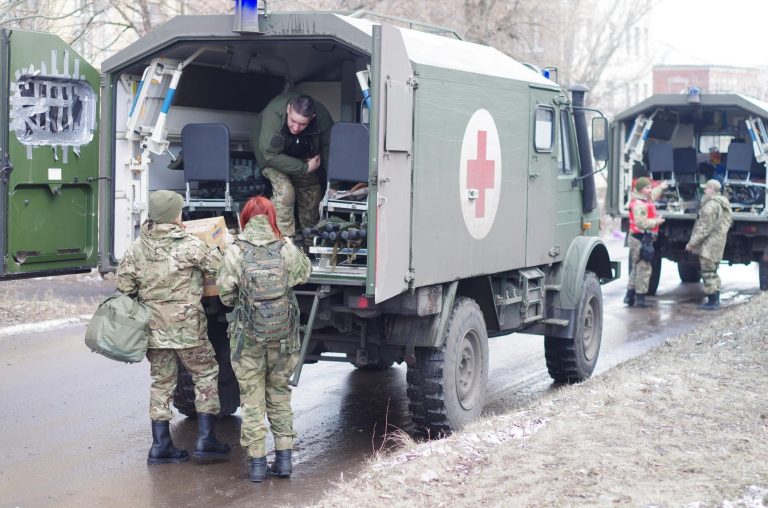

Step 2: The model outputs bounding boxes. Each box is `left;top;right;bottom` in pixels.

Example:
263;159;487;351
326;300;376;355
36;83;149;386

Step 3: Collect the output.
249;93;334;176
688;194;733;262
217;216;311;307
629;190;664;233
116;221;222;349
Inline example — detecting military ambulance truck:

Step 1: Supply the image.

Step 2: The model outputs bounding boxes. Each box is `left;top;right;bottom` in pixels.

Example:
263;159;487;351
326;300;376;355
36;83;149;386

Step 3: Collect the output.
0;10;618;434
607;92;768;294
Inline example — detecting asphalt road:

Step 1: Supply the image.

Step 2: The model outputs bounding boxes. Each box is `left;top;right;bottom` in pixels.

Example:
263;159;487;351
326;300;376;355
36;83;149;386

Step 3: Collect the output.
0;238;761;507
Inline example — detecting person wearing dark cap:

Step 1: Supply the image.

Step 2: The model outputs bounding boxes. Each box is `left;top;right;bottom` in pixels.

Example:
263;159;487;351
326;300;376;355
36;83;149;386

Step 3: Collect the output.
116;190;231;465
685;179;733;309
625;177;666;307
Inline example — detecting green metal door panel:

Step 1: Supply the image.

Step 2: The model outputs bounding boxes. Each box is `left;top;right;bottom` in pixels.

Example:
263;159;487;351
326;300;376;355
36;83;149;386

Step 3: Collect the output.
2;29;100;278
409;65;534;288
369;23;414;303
9;184;94;264
526;88;559;266
555;107;585;251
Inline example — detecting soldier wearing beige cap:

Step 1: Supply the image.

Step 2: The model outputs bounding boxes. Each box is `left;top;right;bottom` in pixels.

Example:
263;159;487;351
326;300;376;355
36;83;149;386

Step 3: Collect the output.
116;190;231;464
686;179;733;309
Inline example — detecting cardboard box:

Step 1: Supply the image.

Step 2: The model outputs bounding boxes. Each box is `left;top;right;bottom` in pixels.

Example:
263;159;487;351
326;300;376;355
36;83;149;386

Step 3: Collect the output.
183;216;227;296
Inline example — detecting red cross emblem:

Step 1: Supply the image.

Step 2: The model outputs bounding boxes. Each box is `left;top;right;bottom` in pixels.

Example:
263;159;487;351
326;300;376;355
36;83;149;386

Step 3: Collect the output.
466;130;496;218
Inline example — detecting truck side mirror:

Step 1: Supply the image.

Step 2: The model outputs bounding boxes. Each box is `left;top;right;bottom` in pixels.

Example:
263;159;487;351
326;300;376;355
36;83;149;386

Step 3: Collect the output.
591;117;609;162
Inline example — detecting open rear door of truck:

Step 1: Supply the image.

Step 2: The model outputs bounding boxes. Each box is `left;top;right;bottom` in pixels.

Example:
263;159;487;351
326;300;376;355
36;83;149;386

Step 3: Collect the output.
0;29;100;279
370;23;414;303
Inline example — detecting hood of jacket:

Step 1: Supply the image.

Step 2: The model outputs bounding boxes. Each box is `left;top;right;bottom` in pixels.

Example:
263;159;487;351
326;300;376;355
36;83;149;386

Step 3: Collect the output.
139;221;187;261
238;216;280;246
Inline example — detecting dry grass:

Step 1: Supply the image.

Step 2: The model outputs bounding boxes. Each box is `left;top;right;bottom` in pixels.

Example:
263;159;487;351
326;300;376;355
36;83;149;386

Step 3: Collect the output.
0;273;112;326
313;294;768;507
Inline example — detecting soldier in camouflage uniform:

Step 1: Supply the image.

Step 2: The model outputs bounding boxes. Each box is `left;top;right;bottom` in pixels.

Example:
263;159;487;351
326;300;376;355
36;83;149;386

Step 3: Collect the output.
117;190;231;465
625;177;666;308
686;179;733;310
217;196;311;482
250;93;334;243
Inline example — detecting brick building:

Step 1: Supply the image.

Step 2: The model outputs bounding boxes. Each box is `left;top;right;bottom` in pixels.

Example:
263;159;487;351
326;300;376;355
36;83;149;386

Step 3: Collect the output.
653;64;768;100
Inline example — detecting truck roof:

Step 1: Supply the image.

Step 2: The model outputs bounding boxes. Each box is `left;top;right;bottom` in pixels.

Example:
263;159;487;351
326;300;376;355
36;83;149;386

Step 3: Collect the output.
102;12;554;87
613;93;768;122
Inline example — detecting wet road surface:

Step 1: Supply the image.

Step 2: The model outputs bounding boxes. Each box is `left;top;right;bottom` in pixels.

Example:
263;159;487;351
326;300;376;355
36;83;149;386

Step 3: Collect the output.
0;239;761;506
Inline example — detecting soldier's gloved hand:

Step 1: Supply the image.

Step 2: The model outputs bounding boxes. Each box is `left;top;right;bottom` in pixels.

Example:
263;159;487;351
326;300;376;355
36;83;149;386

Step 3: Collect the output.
306;154;321;173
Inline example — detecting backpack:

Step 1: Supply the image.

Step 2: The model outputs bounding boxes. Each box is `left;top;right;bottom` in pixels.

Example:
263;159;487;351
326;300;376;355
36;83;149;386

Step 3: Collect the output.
85;292;151;363
231;240;293;359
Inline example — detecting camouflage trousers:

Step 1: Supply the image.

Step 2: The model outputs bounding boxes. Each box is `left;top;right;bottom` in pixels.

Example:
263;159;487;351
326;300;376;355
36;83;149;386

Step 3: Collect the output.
147;343;220;421
627;235;653;294
700;256;721;295
262;167;321;240
231;340;299;458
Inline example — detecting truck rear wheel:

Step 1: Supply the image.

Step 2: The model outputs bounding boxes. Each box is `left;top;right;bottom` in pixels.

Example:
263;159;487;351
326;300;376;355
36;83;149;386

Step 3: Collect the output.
173;316;241;417
648;253;662;295
545;271;602;383
406;297;488;436
677;260;701;283
173;357;240;417
760;261;768;290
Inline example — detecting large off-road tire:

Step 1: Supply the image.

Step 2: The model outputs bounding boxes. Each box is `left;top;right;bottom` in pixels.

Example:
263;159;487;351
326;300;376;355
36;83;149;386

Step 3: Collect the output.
648;253;662;295
173;358;240;418
173;314;240;417
545;271;602;383
406;297;488;436
760;260;768;291
354;358;394;371
677;260;702;283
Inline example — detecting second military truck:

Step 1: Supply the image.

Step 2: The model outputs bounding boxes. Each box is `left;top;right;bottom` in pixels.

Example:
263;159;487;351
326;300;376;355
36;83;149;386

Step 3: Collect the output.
1;10;617;434
607;92;768;294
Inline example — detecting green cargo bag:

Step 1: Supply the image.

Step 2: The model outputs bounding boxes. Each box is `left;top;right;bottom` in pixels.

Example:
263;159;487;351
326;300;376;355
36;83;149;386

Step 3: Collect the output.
85;292;151;363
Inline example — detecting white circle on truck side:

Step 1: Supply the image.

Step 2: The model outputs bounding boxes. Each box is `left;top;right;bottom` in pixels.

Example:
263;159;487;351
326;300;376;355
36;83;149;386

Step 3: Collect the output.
459;109;502;239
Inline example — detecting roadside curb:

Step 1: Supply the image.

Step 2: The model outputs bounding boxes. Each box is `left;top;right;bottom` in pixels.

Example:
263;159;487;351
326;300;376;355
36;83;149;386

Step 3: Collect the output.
0;314;92;337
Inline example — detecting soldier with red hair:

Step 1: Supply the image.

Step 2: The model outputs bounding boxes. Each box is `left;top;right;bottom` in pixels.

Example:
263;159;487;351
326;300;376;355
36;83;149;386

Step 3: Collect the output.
217;196;311;482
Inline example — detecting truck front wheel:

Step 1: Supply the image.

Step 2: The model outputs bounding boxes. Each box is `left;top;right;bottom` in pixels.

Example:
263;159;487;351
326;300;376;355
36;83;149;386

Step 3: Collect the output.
760;260;768;290
406;297;488;436
677;260;702;283
545;271;602;383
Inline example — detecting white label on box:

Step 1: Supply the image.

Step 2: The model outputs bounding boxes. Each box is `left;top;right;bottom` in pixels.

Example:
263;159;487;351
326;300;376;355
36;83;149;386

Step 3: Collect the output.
48;168;62;180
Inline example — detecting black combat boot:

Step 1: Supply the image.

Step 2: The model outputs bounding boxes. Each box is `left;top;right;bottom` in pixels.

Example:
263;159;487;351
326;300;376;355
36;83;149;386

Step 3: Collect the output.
147;420;190;465
634;293;650;308
698;292;720;310
623;289;636;306
271;449;292;478
249;456;269;482
193;413;231;459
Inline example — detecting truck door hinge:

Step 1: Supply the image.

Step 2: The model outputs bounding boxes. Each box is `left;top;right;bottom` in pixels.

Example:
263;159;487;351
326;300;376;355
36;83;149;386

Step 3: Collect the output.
407;76;419;89
404;270;415;283
1;154;12;184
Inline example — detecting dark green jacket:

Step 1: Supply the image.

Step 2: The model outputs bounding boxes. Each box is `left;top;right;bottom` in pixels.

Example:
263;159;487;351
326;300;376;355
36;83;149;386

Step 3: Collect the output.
250;93;334;176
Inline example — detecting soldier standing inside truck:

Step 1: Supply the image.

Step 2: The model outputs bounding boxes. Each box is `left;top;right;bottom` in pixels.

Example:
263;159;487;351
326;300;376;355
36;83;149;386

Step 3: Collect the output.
625;177;666;308
685;179;733;310
116;190;232;465
250;94;334;244
217;196;311;482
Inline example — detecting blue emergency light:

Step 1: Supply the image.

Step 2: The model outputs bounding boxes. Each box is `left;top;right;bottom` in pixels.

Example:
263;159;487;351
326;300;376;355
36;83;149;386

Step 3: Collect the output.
234;0;261;32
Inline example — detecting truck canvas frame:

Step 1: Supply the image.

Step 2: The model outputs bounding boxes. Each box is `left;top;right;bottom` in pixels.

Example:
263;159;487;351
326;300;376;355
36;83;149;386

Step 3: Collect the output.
1;10;617;435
